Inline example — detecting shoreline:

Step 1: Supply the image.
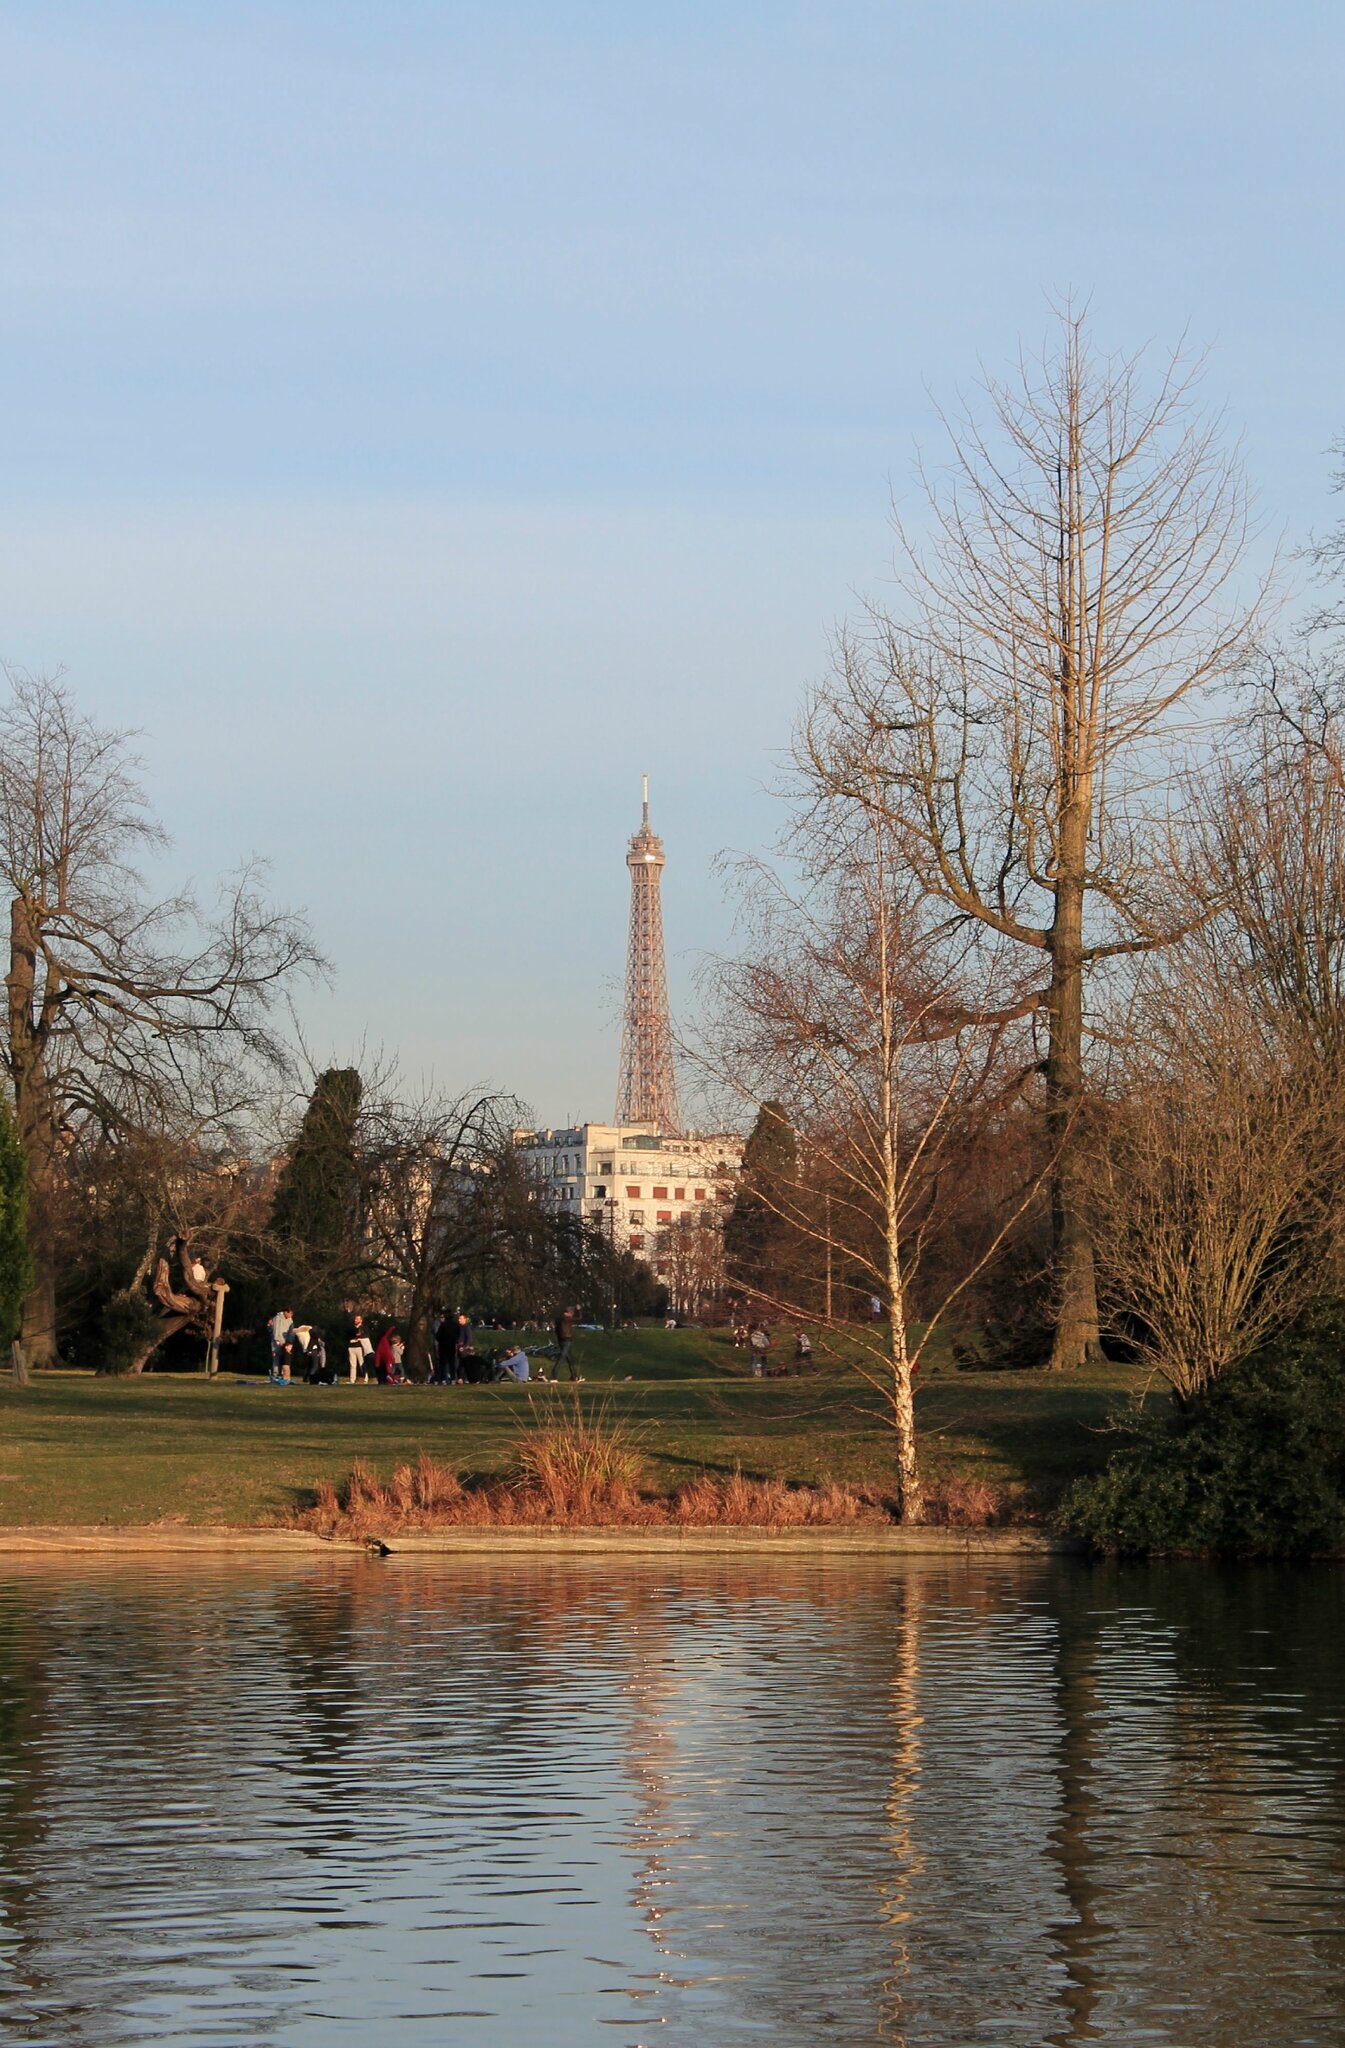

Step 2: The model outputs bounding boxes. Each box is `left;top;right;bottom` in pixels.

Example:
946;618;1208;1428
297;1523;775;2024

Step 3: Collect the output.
0;1523;1068;1557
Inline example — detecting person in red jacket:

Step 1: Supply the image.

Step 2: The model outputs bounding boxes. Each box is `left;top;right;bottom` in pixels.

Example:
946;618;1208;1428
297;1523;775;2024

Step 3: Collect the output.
374;1325;405;1385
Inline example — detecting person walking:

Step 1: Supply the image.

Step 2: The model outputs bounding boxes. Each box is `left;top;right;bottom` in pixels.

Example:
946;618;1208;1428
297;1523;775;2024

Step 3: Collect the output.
748;1323;770;1377
554;1304;582;1382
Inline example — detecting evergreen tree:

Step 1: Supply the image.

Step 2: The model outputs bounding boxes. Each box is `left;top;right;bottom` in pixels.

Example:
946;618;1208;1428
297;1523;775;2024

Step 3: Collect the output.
267;1069;363;1311
724;1101;798;1300
0;1095;32;1350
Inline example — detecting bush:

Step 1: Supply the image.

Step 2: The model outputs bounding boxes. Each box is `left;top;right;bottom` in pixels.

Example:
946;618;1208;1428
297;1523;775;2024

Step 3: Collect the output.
1061;1309;1345;1557
96;1288;163;1375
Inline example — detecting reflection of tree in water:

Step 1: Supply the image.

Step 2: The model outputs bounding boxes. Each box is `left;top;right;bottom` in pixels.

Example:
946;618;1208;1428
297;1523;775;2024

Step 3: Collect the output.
875;1566;924;2046
607;1562;922;2042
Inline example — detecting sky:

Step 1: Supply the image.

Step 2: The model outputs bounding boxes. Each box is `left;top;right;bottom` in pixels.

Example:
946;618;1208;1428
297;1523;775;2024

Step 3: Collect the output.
2;1;1343;1121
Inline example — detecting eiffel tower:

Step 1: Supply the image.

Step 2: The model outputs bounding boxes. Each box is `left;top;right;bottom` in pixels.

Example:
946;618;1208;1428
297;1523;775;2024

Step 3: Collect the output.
614;776;682;1133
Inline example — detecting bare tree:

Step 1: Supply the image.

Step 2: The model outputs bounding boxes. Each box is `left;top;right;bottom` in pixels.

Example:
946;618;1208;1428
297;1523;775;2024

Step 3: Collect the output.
1206;662;1345;1070
830;308;1264;1367
653;1208;725;1322
353;1080;528;1378
705;725;1045;1523
0;669;320;1362
1088;950;1344;1404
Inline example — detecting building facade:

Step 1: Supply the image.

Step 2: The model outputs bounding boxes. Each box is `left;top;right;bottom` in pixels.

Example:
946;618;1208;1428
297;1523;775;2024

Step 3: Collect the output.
516;1120;742;1258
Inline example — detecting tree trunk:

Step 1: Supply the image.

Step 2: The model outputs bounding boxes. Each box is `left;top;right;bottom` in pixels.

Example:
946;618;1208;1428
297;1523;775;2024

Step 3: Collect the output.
6;896;58;1367
125;1314;191;1375
886;1264;922;1524
404;1296;434;1382
1045;826;1102;1371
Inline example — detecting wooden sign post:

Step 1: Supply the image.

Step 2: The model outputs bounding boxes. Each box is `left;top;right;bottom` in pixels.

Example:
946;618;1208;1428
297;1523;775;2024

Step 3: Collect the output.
206;1280;229;1377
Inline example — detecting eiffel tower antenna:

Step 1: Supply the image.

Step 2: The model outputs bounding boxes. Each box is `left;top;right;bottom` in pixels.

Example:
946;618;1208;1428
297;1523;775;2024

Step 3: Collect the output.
615;775;681;1132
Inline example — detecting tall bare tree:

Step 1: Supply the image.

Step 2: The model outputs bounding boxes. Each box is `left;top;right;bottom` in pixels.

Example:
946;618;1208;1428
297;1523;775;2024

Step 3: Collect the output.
0;670;319;1363
830;309;1264;1367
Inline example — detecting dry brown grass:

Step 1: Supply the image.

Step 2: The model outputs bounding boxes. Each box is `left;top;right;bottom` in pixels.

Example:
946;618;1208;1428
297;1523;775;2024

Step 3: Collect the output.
292;1450;893;1538
920;1472;1005;1527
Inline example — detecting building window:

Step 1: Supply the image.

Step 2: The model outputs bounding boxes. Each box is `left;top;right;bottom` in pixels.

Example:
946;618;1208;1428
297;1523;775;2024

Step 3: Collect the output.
674;1187;685;1201
657;1209;672;1224
695;1187;706;1201
626;1185;641;1199
600;1160;613;1175
594;1184;607;1198
629;1233;644;1249
629;1209;645;1225
716;1188;731;1202
653;1185;668;1200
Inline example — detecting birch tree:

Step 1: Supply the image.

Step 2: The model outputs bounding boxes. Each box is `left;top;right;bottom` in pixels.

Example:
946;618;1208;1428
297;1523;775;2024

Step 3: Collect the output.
707;731;1044;1524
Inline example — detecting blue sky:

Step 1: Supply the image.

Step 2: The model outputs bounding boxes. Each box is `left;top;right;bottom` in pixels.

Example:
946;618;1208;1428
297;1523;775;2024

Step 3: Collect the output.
2;1;1343;1117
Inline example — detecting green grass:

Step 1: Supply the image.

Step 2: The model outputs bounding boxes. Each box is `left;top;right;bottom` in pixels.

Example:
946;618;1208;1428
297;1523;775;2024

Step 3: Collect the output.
0;1324;1144;1527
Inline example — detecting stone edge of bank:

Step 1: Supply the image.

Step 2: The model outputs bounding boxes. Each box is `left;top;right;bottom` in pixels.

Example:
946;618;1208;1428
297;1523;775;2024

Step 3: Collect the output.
0;1524;1068;1556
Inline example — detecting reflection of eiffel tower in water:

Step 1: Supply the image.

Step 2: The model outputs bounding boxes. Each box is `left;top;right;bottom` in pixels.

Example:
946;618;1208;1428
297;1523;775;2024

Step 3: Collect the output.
615;775;682;1133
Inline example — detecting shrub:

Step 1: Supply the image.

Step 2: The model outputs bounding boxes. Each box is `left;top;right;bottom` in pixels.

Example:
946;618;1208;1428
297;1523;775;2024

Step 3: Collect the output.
1061;1309;1345;1557
97;1288;163;1375
511;1393;646;1514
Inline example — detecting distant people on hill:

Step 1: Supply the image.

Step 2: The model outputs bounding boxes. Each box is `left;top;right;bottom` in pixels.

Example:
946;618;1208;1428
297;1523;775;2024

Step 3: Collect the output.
749;1323;770;1377
794;1328;812;1366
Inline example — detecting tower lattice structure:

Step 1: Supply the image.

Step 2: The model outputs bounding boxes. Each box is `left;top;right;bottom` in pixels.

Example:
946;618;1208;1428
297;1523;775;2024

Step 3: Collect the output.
615;776;682;1133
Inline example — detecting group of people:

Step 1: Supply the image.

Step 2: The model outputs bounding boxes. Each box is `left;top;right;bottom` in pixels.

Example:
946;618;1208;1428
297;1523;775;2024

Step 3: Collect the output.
728;1307;814;1377
264;1302;587;1386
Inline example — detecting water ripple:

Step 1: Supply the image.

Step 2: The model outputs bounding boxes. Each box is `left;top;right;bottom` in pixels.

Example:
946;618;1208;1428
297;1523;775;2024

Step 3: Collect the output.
0;1556;1339;2045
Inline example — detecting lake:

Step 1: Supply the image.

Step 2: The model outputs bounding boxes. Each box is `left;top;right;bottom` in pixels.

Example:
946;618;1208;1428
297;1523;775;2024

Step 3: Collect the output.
0;1552;1340;2046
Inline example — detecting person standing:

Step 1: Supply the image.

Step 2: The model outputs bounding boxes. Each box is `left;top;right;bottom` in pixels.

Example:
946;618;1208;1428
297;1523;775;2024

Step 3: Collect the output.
554;1304;582;1382
268;1306;294;1378
374;1324;405;1385
451;1311;474;1383
749;1323;770;1377
435;1311;458;1385
345;1311;373;1384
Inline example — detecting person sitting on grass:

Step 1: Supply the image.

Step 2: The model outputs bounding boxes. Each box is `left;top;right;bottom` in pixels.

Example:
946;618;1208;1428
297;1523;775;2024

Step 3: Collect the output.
304;1328;335;1384
493;1343;530;1383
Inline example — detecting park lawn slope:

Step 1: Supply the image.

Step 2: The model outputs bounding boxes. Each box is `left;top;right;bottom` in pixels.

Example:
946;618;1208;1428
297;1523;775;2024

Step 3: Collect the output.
0;1327;1141;1528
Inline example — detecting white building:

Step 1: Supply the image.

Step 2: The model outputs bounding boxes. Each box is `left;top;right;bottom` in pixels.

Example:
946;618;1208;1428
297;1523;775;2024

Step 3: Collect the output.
515;1121;743;1258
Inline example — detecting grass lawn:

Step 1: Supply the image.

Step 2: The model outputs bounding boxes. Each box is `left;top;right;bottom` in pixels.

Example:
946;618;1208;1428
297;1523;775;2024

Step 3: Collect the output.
0;1325;1145;1528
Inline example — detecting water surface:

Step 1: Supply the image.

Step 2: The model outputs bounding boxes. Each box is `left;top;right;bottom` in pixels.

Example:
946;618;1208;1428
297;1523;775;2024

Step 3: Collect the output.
0;1553;1340;2045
